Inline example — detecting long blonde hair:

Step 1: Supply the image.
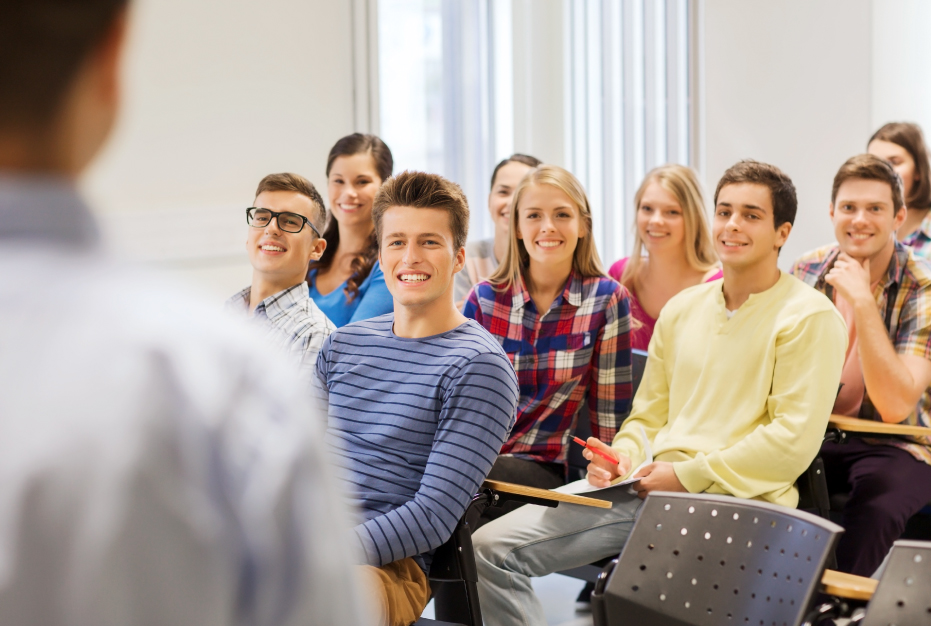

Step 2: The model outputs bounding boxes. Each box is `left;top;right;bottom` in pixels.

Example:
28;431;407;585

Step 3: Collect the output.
620;164;717;289
487;165;606;289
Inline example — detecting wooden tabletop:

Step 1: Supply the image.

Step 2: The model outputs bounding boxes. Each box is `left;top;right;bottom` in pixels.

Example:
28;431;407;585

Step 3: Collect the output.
820;568;877;601
482;479;613;509
828;414;931;438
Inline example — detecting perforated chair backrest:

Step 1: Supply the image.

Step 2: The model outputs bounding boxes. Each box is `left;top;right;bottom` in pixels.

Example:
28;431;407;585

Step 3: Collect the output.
861;539;931;626
600;492;843;626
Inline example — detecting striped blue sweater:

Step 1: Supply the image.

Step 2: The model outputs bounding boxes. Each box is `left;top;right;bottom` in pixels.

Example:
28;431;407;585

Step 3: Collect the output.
315;314;518;570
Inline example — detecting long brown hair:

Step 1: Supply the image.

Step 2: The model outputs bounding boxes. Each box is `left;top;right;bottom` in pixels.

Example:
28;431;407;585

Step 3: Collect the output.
620;165;717;289
309;133;393;301
487;165;606;289
869;122;931;210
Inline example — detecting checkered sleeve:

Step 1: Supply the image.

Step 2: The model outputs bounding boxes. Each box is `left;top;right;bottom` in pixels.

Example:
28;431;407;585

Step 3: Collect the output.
462;286;484;324
587;285;633;442
894;281;931;360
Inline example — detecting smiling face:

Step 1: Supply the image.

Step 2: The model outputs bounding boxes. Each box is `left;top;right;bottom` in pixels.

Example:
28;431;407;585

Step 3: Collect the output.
868;139;917;202
489;161;535;236
515;183;583;273
379;205;465;310
637;181;686;254
831;178;905;262
713;183;790;272
326;152;383;231
247;190;326;288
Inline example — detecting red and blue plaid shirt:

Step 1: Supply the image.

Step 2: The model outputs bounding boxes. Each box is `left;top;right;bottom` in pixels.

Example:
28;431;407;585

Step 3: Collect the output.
463;271;632;464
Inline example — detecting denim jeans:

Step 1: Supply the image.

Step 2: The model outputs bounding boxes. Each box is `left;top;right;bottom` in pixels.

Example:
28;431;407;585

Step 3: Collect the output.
472;487;644;626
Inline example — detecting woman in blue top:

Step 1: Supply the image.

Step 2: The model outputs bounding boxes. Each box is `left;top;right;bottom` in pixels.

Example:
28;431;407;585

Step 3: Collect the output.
308;134;395;327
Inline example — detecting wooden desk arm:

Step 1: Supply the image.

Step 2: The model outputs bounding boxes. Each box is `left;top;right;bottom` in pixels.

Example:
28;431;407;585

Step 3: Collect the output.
819;568;877;602
481;479;613;509
828;414;931;439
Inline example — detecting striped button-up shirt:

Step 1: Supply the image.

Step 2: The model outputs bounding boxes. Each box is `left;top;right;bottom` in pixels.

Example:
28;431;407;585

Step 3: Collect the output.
463;272;632;464
902;211;931;259
226;282;335;378
792;241;931;464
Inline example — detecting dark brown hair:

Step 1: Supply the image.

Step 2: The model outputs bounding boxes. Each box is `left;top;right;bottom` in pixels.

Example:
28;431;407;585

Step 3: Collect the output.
869;122;931;210
372;171;470;251
831;154;905;214
0;0;128;131
714;160;798;228
309;133;394;302
489;153;542;189
255;173;326;233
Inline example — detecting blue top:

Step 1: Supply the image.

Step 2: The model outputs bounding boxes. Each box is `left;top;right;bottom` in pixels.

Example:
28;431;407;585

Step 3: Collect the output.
307;261;394;327
314;314;518;571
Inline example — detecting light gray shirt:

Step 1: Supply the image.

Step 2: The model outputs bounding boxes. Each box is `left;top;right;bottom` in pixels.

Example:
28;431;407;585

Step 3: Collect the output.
225;282;335;379
0;174;370;626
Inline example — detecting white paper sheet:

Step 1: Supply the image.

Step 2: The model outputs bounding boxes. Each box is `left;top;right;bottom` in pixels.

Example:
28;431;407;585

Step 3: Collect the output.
555;425;653;495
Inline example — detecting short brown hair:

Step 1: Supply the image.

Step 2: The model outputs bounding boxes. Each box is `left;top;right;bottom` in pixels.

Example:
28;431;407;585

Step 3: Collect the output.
372;171;470;250
0;0;128;131
869;122;931;210
831;154;905;214
714;160;797;228
255;173;326;233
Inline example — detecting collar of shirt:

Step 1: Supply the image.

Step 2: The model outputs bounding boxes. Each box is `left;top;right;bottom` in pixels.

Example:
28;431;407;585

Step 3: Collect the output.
813;240;908;298
227;283;311;321
510;270;583;311
0;172;99;248
902;210;931;247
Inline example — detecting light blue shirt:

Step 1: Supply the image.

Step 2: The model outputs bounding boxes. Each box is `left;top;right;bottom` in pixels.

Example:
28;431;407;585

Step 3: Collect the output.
308;261;394;327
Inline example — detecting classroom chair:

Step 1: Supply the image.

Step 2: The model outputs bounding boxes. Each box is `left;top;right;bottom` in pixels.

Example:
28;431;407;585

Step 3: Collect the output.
589;491;844;626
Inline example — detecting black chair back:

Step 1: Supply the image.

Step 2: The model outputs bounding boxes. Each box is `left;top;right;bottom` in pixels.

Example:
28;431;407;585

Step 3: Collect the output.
860;539;931;626
593;492;843;626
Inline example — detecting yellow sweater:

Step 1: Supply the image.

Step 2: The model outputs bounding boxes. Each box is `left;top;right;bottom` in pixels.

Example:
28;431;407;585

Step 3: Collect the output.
611;272;847;508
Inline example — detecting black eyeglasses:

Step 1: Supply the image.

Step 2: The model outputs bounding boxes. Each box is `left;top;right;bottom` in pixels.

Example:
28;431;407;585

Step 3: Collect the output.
246;207;321;237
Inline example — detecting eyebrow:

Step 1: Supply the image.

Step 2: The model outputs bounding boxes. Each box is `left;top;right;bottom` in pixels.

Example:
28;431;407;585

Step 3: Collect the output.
519;204;575;211
384;231;448;239
716;201;764;211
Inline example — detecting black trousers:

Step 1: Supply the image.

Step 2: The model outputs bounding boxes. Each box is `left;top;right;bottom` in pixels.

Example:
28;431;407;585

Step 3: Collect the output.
822;438;931;576
474;455;566;530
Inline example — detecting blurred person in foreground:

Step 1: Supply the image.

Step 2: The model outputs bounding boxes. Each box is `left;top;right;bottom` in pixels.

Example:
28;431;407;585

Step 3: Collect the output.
0;1;369;624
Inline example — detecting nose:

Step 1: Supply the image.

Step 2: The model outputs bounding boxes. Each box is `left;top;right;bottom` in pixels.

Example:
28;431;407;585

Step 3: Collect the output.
265;215;283;235
725;212;741;232
851;209;868;226
539;213;556;232
648;210;664;226
402;241;422;265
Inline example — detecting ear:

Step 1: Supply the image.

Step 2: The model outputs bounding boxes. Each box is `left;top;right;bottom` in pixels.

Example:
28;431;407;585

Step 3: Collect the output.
452;246;466;274
774;221;792;249
894;204;908;230
829;202;835;220
309;236;327;261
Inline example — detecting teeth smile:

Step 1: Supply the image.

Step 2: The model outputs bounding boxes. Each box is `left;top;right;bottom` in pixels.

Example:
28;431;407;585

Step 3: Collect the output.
722;242;746;247
261;245;285;252
850;233;872;240
400;274;429;282
537;241;561;248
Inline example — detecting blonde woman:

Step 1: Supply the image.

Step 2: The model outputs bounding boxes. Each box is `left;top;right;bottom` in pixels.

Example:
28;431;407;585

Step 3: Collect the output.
609;164;720;350
463;165;632;504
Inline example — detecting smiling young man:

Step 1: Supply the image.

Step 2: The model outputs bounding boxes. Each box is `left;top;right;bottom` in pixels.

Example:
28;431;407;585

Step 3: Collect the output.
471;160;847;626
792;153;931;576
313;170;519;626
225;173;334;375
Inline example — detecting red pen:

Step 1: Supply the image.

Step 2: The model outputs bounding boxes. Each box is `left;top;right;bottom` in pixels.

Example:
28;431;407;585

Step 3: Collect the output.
572;436;619;465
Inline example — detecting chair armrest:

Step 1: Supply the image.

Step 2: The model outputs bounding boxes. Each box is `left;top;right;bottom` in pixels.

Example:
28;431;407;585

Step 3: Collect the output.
481;479;612;509
828;414;931;438
819;568;877;601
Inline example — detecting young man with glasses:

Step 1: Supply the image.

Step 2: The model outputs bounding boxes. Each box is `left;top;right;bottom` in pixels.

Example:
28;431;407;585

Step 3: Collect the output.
314;170;519;626
226;173;335;374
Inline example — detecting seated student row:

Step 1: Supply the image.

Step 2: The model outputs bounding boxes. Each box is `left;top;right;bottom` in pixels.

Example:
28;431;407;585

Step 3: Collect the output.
229;135;931;626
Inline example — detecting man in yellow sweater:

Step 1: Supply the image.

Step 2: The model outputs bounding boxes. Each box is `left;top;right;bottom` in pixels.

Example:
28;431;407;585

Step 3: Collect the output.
471;160;848;626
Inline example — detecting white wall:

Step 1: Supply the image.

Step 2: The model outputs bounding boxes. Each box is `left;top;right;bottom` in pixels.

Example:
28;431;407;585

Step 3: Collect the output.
702;0;873;269
872;0;931;132
81;0;358;302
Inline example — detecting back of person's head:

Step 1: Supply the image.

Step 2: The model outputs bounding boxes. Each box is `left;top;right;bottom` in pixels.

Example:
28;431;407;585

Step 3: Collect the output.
372;170;469;251
489;165;605;288
622;164;717;288
868;122;931;210
0;0;128;169
255;173;326;234
312;133;394;301
714;160;798;228
832;153;906;214
489;154;542;189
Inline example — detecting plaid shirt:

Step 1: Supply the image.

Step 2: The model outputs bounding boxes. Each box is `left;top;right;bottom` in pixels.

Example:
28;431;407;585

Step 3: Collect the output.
226;282;335;379
463;272;632;464
791;241;931;464
901;211;931;259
